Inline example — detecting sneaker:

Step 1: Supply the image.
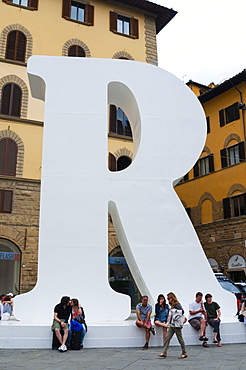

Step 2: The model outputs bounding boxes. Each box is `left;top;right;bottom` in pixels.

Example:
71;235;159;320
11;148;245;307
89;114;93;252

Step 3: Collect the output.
62;344;67;352
58;345;63;351
142;342;148;350
199;336;208;341
150;327;156;335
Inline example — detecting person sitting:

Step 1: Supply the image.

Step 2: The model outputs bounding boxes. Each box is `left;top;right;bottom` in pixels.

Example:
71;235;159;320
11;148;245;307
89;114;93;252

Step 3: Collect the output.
188;292;209;348
204;293;222;347
69;298;87;348
154;294;169;345
52;296;71;352
135;295;155;350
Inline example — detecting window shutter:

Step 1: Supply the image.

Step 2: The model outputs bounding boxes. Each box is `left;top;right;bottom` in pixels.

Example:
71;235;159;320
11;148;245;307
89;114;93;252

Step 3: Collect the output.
109;105;116;133
1;83;11;115
5;139;17;176
131;18;139;38
5;31;16;60
219;109;225;127
223;197;231;219
0;139;6;174
220;148;227;168
238;141;245;162
29;0;39;9
16;31;26;62
12;84;22;117
110;11;117;32
62;0;71;18
206;116;210;133
232;102;240;121
193;161;199;178
184;173;189;181
108;153;116;171
86;4;94;25
208;154;214;172
3;190;13;213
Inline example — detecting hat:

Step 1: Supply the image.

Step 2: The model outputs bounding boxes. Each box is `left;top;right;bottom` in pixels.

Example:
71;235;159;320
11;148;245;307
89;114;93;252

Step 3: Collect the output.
7;292;13;297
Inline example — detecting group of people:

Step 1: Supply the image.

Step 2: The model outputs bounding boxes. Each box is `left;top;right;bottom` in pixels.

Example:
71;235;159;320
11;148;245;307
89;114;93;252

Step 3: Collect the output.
0;293;14;320
136;291;222;359
52;296;87;352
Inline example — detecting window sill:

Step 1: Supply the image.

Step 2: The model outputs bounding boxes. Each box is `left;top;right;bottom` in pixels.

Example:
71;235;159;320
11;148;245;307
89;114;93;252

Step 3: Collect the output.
63;16;93;27
0;114;43;126
0;58;27;67
108;133;133;141
3;2;37;11
111;30;138;39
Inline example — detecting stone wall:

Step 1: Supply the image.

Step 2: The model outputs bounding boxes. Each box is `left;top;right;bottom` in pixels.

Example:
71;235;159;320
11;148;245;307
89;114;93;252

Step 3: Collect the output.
0;176;40;293
144;15;158;66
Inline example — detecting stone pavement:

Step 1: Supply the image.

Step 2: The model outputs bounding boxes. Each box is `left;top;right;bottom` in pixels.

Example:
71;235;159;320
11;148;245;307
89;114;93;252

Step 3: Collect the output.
0;344;244;370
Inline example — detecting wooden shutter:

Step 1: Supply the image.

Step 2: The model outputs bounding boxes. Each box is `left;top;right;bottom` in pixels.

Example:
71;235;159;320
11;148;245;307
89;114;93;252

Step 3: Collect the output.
219;109;225;127
232;102;240;121
110;11;117;32
5;31;16;60
109;105;116;133
0;190;13;213
5;139;17;176
184;173;189;181
208;154;214;172
131;18;139;38
1;84;11;115
11;84;22;117
16;31;26;62
193;161;199;178
238;141;245;162
62;0;71;18
108;153;116;171
29;0;39;9
68;45;85;57
220;148;227;168
223;197;231;219
206;116;210;133
86;4;94;25
0;139;6;174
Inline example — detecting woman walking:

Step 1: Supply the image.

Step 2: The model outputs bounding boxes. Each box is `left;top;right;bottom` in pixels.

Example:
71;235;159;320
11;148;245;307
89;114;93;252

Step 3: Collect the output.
154;294;169;345
158;292;187;359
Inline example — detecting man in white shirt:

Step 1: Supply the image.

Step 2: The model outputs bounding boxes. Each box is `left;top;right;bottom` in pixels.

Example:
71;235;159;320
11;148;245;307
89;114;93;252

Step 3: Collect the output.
188;292;209;347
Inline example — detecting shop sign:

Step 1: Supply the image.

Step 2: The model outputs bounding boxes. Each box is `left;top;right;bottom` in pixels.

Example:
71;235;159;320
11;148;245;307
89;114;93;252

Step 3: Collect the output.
0;251;20;260
108;257;126;264
228;255;246;269
208;258;218;270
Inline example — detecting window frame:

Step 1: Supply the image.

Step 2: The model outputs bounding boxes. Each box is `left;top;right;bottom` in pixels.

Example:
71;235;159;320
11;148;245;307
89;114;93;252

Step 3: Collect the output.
68;45;86;57
193;154;214;178
219;102;240;127
62;0;94;26
0;138;18;176
223;193;246;219
110;11;139;39
5;30;27;63
0;189;13;213
2;0;39;10
109;105;132;138
220;142;245;168
0;82;22;118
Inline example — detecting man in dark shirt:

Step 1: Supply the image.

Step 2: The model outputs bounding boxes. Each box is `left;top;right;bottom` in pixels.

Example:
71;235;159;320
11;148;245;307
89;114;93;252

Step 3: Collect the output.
52;296;72;352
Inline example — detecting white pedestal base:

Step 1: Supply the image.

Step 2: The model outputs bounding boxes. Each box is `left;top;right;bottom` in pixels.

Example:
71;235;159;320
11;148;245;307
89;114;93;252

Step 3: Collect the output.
0;316;245;349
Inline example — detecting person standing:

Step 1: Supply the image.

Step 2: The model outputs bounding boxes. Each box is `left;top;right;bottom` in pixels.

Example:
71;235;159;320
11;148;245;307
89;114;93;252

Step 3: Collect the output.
154;294;169;345
136;295;155;350
158;292;187;359
204;293;222;347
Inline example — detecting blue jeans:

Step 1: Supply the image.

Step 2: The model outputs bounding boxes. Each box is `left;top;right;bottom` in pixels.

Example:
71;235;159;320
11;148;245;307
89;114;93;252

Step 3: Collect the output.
207;318;221;342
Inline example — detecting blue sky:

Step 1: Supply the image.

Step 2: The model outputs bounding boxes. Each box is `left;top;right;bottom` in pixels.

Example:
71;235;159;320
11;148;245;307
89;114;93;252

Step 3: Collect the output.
157;0;246;85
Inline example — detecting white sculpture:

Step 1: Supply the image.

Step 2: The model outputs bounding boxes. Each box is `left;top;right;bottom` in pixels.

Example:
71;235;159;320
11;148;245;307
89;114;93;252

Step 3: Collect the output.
14;57;235;322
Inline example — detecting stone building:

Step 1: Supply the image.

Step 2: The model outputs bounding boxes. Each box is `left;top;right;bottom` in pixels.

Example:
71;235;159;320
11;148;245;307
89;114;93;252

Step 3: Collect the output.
175;70;246;281
0;0;176;300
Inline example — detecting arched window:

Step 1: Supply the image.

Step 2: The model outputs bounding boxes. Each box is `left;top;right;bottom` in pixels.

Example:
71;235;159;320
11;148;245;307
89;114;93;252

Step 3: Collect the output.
68;45;85;57
0;138;18;176
0;83;22;117
0;238;21;295
117;156;132;171
5;30;26;62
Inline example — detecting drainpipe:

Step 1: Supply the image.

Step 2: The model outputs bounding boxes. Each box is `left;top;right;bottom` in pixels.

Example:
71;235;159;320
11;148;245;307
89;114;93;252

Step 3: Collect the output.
229;81;246;142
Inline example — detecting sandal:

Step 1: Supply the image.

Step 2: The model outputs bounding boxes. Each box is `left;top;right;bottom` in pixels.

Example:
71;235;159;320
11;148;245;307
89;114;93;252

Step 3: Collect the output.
178;354;188;359
217;343;222;347
203;342;209;348
213;340;218;343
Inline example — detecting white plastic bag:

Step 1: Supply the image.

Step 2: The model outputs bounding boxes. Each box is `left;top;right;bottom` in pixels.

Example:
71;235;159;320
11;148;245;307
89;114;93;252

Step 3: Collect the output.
2;312;10;321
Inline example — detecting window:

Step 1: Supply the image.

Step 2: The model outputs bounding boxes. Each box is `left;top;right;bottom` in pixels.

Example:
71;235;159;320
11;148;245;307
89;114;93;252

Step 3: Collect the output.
62;0;94;25
0;138;17;176
219;102;240;127
117;156;132;171
68;45;85;57
193;154;214;178
220;142;245;168
0;190;13;213
110;11;139;38
109;105;132;137
2;0;38;9
5;31;26;62
0;83;22;117
223;194;246;219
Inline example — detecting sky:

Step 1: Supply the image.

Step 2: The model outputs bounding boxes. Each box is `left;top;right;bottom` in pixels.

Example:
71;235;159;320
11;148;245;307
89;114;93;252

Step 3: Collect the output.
156;0;246;86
